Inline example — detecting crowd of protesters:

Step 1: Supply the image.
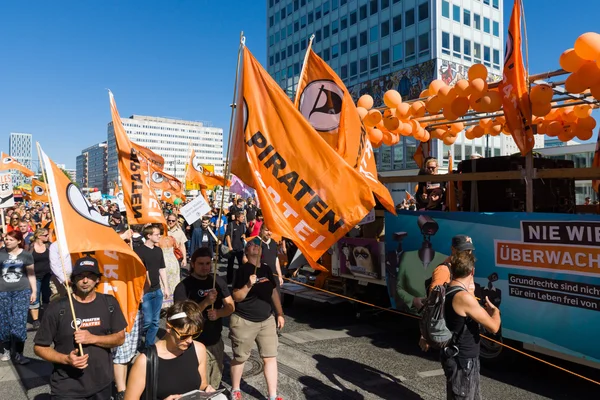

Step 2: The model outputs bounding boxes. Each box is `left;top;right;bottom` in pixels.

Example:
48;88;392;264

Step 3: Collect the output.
0;194;287;400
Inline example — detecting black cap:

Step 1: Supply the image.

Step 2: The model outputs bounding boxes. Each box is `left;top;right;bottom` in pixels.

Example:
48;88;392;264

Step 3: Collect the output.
452;235;475;252
71;256;101;278
112;211;122;220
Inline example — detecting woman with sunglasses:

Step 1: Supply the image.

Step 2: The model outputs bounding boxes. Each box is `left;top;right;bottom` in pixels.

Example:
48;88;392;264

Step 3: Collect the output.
29;229;51;330
125;300;226;400
7;214;21;233
229;238;285;400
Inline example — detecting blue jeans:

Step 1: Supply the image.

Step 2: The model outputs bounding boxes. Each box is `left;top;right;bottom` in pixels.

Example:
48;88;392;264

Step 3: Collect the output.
30;274;52;309
142;289;163;347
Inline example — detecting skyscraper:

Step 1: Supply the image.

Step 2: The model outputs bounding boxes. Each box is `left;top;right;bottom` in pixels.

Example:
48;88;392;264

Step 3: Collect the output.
9;132;33;186
266;0;541;178
76;142;108;193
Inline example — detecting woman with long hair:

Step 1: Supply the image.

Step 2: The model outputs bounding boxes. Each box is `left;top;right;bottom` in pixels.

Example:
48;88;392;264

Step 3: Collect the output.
125;300;226;400
29;228;51;329
158;226;181;310
0;231;36;364
6;213;21;233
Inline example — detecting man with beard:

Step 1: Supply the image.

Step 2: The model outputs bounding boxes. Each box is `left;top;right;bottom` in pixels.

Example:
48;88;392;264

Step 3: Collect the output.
174;247;235;390
34;256;127;399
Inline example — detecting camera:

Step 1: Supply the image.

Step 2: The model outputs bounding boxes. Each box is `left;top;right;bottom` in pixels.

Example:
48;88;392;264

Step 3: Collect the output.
417;215;439;236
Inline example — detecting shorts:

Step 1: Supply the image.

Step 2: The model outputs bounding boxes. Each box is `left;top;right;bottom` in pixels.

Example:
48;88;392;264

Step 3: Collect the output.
112;310;142;364
229;314;278;363
441;355;481;400
205;339;225;389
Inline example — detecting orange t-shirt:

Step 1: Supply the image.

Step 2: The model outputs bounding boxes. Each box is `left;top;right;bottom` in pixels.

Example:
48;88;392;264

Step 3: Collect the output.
429;257;452;293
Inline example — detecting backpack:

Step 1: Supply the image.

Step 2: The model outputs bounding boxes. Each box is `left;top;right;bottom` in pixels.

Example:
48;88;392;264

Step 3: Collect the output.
58;294;115;334
419;285;465;349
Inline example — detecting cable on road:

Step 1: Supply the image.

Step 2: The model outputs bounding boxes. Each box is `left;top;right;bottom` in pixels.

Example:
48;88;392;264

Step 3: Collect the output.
279;275;600;386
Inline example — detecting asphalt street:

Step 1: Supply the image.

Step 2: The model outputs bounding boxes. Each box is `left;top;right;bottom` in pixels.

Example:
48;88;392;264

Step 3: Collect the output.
2;268;599;399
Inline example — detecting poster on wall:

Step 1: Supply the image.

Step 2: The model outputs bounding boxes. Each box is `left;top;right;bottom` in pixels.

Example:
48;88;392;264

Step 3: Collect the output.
338;237;384;281
385;211;600;366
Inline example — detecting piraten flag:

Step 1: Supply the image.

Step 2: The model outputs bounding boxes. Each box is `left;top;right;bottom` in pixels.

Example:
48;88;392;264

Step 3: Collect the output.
231;46;376;270
499;0;534;156
0;152;34;177
39;146;145;331
109;91;166;226
147;163;185;204
31;179;50;202
294;47;395;214
22;188;32;200
131;142;165;170
185;149;230;187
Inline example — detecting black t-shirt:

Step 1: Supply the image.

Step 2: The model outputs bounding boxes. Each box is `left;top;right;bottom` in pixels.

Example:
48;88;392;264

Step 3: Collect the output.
228;205;244;222
261;240;278;274
32;246;51;279
225;221;246;251
134;245;166;292
173;275;230;346
246;205;257;221
233;262;276;322
34;293;127;397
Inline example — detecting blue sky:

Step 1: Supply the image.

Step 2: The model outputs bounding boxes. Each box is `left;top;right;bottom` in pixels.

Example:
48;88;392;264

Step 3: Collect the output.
0;0;598;169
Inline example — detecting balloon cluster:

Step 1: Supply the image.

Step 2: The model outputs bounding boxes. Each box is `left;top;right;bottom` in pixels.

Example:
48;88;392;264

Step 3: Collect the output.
560;32;600;100
533;101;596;142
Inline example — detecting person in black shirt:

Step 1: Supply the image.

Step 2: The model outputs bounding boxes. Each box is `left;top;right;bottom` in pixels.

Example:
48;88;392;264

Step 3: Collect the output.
229;238;285;400
245;198;258;222
225;211;247;285
228;198;245;223
34;256;127;400
174;248;234;389
441;251;501;400
135;225;170;347
259;224;284;294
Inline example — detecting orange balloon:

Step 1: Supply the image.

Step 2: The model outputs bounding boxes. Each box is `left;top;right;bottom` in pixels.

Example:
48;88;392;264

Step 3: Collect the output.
358;95;374;110
563;108;578;123
429;79;447;95
399;122;413;136
574;32;600;61
490;124;502;136
558;130;574;143
421;130;431;142
486;91;503;112
370;128;384;144
532;102;552;117
414;127;427;141
382;130;395;146
559;49;586;73
450;96;470;117
465;127;476;140
545;109;560;121
538;120;549;134
443;107;458;121
384;90;403;108
577;61;600;87
574;104;592;119
564;73;588;94
454;79;471;97
383;116;401;131
578;117;597;131
576;129;594;141
396;103;411;118
365;109;382;126
472;125;485;138
592;83;600;100
468;64;488;81
357;106;369;120
438;86;457;105
470;95;486;113
431;128;446;139
391;133;401;145
450;122;465;134
470;78;488;97
425;95;444;114
547;121;562;137
419;89;431;98
372;139;383;148
480;118;493;130
443;135;457;145
410;101;426;118
530;84;554;104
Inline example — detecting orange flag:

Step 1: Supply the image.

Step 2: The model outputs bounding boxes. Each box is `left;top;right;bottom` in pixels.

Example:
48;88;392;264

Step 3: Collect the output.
113;181;120;196
148;167;185;204
294;47;395;214
185;149;230;187
109;91;166;226
0;152;34;177
131;142;165;170
39;146;145;331
232;47;375;270
446;151;457;211
499;0;533;156
31;179;50;202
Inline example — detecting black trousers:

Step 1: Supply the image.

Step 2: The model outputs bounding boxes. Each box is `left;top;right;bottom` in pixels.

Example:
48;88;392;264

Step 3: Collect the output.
227;250;244;284
441;355;481;400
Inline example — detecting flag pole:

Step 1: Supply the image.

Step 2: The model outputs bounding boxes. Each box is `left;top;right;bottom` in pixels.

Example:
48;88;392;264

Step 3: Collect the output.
293;34;315;105
35;142;85;356
211;31;245;296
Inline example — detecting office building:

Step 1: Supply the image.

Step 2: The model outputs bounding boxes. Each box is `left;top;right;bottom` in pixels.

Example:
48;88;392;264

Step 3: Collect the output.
8;132;33;186
76;142;108;192
266;0;532;180
107;115;224;185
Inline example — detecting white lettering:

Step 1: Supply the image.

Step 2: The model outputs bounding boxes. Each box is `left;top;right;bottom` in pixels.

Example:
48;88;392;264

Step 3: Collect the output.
267;186;281;203
103;264;119;279
561;252;574;266
550;226;560;241
294;220;314;240
566;226;584;242
528;226;540;241
311;235;326;248
282;202;298;219
575;253;587;268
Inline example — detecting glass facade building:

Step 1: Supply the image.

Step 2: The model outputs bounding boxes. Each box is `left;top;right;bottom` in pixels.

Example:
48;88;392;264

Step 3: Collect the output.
76;142;108;193
8;132;33;186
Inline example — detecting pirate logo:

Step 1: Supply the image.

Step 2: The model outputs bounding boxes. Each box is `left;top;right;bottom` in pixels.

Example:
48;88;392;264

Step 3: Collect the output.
34;185;45;196
71;318;82;330
191;155;205;173
298;79;344;133
3;156;14;164
151;172;164;184
116;192;124;202
66;183;110;226
163;191;172;199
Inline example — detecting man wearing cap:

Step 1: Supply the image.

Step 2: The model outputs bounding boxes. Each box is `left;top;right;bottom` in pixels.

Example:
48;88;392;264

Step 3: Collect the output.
34;256;127;400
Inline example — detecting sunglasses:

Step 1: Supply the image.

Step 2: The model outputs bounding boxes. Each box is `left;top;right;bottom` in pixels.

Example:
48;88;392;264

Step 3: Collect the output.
167;219;177;222
354;250;370;259
168;324;201;340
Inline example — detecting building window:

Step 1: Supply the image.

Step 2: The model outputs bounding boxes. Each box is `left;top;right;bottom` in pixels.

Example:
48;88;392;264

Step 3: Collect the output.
301;15;306;28
269;35;274;46
360;30;368;46
381;20;390;37
360;4;367;20
294;20;299;32
393;14;402;32
453;5;460;22
280;50;286;60
341;40;348;54
406;38;415;60
360;57;368;73
493;21;499;37
332;44;339;58
332;0;338;9
484;45;491;66
405;8;415;26
483;0;490;5
474;43;481;62
418;2;429;21
453;35;461;57
324;25;330;38
287;2;293;14
484;17;490;33
316;6;321;19
463;9;471;26
341;16;348;30
474;14;481;29
381;48;390;66
350;61;357;76
288;44;292;57
323;1;330;15
370;0;378;15
288;24;293;36
275;53;280;63
270;55;274;66
419;32;429;56
294;42;299;54
301;38;307;49
269;16;274;27
370;25;378;42
350;36;357;50
464;39;471;60
442;0;450;18
493;0;499;9
281;9;286;19
280;27;286;40
308;12;314;24
442;31;450;55
393;43;403;65
381;0;390;10
315;29;321;42
323;48;330;61
493;49;500;67
370;53;379;70
341;65;348;79
350;11;357;25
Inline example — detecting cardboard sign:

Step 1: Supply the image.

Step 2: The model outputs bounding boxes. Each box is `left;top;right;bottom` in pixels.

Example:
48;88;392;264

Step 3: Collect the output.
0;173;15;208
89;191;102;202
180;194;211;225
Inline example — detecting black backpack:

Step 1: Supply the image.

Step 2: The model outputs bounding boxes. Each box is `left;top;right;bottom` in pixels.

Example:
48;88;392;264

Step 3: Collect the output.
419;285;465;349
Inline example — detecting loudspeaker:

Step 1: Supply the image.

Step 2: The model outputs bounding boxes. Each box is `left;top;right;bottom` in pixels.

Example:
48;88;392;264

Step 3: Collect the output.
458;155;575;213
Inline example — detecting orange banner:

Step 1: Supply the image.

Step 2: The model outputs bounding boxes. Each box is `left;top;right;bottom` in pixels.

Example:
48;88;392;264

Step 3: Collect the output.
109;91;166;226
31;179;50;202
113;181;120;196
295;47;395;214
0;152;34;177
185;149;230;188
231;47;376;270
40;147;145;331
499;0;533;156
131;142;164;170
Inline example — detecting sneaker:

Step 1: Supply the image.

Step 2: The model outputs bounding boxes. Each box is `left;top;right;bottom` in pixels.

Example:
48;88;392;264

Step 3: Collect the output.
32;320;41;330
0;350;10;362
13;353;30;365
230;390;242;400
